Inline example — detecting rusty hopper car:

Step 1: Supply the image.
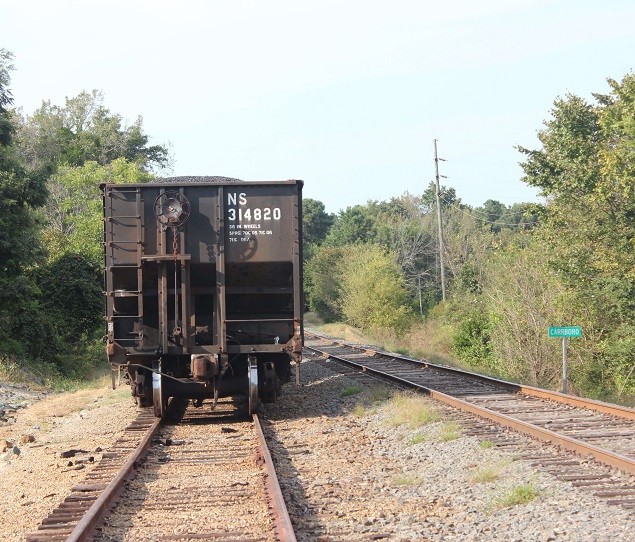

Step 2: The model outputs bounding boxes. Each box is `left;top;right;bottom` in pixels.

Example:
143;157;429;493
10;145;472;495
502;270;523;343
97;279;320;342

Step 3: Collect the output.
102;177;303;417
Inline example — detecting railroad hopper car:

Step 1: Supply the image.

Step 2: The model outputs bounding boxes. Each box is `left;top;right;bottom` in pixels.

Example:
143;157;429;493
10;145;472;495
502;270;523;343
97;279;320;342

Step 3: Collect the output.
102;177;303;417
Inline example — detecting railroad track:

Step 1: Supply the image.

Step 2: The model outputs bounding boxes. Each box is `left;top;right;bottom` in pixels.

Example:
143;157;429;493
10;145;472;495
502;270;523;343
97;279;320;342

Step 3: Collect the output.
26;400;295;541
305;331;635;510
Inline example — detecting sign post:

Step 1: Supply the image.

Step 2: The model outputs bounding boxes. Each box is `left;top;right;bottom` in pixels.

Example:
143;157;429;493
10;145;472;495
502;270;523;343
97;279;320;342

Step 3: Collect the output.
548;326;582;394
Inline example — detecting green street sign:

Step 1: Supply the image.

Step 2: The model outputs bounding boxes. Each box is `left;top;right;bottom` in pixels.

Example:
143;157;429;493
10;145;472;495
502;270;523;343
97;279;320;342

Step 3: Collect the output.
548;326;582;338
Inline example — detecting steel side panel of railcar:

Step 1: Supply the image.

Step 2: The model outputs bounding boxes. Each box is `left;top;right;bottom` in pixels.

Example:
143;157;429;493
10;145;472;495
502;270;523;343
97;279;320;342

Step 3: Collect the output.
102;180;303;361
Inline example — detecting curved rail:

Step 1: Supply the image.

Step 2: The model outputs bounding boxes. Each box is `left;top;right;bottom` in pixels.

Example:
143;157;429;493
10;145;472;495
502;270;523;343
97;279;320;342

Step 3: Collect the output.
306;332;635;476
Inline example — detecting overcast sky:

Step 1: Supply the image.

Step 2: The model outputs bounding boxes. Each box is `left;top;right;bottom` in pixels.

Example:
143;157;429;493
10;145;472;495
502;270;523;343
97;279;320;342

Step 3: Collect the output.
3;1;634;213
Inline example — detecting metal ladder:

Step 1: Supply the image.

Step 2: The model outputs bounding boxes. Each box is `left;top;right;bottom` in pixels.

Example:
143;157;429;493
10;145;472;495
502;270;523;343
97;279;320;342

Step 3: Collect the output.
105;187;144;346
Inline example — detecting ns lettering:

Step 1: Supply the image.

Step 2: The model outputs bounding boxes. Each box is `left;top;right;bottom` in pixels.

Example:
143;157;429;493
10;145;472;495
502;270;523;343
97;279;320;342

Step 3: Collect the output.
227;192;247;206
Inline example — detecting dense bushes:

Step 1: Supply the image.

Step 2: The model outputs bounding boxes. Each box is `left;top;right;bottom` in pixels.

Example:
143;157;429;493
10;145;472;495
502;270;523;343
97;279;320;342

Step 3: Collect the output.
306;244;412;335
36;254;103;344
451;304;494;370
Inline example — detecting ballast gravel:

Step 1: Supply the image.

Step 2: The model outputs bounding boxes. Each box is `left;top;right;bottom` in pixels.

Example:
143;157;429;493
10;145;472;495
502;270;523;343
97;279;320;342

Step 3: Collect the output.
1;358;634;542
262;359;635;542
0;384;138;542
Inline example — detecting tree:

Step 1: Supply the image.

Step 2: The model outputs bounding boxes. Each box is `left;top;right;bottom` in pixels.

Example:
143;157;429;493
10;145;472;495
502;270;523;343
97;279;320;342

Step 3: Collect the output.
304;245;346;322
0;48;47;272
36;254;102;345
339;245;412;333
303;198;334;246
0;49;14;145
305;242;412;333
496;203;541;232
441;204;494;293
0;49;52;357
421;180;460;211
324;204;377;246
17;91;163;265
482;236;572;386
518;72;635;396
372;193;438;311
42;158;152;265
16;90;170;173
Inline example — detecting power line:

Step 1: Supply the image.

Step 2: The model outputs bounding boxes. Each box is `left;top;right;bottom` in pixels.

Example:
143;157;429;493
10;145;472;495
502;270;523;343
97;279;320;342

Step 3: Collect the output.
449;176;526;184
437;139;518;149
438;194;539;227
445;160;521;167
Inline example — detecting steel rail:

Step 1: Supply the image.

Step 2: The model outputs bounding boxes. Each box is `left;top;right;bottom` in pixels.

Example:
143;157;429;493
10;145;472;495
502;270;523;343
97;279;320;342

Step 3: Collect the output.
253;414;298;542
514;385;635;421
65;415;163;542
305;332;635;421
307;344;635;475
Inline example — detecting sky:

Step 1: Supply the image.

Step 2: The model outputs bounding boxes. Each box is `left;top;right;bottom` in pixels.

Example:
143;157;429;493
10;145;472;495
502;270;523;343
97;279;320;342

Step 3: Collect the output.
2;0;635;213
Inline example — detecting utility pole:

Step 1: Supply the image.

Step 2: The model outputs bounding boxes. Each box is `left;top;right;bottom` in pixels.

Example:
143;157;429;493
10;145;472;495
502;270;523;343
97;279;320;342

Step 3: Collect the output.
433;139;447;301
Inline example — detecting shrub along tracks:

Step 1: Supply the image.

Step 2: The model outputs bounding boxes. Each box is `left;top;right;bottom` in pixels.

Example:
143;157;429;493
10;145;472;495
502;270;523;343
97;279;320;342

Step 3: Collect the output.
305;331;635;511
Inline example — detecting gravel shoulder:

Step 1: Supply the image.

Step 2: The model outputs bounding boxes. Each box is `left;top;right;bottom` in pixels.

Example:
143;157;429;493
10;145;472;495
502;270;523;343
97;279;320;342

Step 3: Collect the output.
2;358;634;542
264;359;635;542
0;382;138;542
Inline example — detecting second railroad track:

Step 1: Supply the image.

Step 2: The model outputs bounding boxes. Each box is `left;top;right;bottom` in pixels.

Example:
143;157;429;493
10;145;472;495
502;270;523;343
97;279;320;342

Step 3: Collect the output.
305;331;635;509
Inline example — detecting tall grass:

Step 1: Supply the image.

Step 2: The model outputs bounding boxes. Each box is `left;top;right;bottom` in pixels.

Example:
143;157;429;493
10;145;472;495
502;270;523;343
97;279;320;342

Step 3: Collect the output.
0;338;110;392
386;393;439;429
492;483;540;509
470;459;513;484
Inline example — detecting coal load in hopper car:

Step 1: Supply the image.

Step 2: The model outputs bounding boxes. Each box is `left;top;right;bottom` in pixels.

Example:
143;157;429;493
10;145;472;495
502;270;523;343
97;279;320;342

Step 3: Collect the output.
102;177;303;417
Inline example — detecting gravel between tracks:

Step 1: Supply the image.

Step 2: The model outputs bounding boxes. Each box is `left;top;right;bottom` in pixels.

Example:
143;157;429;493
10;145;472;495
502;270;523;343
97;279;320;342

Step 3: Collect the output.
2;358;635;542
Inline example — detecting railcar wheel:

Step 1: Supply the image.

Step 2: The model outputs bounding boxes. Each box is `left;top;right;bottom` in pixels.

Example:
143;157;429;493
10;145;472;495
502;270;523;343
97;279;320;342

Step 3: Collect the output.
248;356;259;415
153;360;167;418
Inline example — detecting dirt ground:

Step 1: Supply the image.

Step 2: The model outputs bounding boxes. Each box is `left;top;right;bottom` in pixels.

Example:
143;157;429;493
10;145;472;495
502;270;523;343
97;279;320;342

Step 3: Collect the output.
0;382;138;542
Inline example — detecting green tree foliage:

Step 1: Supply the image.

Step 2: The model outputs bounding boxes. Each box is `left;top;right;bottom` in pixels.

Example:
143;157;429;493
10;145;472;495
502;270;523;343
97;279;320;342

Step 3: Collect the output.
305;245;345;322
452;300;494;369
339;245;412;333
477;199;507;224
0;49;51;358
421;180;459;210
16;89;170;173
324;204;378;245
42;158;152;265
306;242;412;333
472;200;539;233
0;56;162;375
36;254;102;345
0;50;47;267
0;49;14;143
372;194;438;312
519;72;635;395
313;192;506;317
441;205;489;288
303;198;334;246
319;194;444;313
302;197;335;266
498;203;540;231
481;237;573;386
